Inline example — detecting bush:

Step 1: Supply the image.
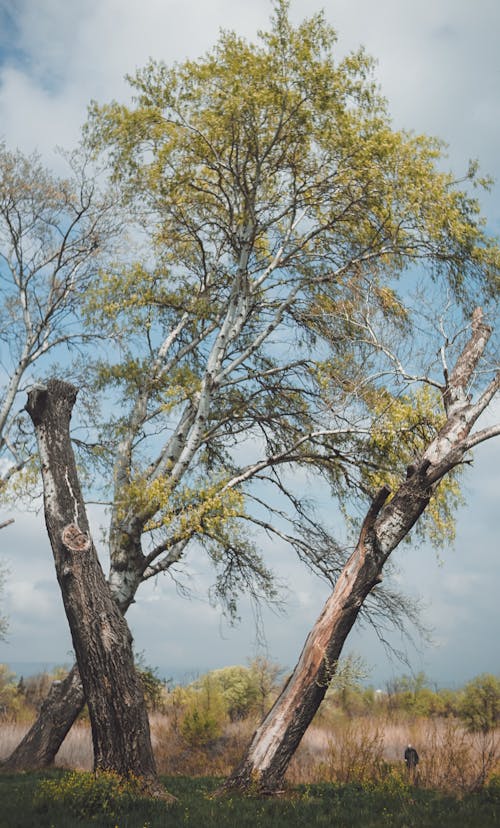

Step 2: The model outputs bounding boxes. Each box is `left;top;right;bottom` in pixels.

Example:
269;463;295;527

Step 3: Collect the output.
178;675;228;747
318;719;385;785
0;663;21;719
459;674;500;734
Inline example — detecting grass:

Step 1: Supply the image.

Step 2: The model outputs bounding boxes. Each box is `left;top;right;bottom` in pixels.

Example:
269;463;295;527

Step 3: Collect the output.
1;712;498;825
0;770;499;828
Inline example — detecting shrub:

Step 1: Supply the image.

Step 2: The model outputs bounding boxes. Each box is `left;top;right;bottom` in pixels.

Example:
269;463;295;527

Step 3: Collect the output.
316;719;385;785
0;663;21;719
179;675;228;747
459;674;500;734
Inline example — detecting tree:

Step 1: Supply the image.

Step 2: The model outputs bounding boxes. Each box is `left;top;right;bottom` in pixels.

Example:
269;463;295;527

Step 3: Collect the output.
24;379;172;798
0;142;118;498
190;660;283;721
7;0;499;773
0;142;123;770
458;674;500;789
249;657;284;717
220;307;499;794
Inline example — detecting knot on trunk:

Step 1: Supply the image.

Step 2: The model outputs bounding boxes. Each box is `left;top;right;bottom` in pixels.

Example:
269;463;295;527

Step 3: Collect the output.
62;523;91;552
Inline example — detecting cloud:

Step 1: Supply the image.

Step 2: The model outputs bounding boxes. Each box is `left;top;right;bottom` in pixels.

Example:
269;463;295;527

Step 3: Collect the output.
2;0;499;191
8;577;59;617
0;0;269;163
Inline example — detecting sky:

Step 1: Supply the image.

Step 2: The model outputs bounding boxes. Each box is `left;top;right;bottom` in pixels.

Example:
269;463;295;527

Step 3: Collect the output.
0;0;499;690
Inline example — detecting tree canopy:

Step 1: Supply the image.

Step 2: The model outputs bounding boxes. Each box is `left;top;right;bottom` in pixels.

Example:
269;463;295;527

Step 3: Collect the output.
78;0;500;624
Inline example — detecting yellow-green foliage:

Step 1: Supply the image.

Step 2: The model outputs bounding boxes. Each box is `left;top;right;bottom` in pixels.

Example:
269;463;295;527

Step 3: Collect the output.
33;770;147;821
0;664;20;717
366;384;445;475
86;0;499;296
207;665;262;721
166;659;283;750
459;674;500;734
79;0;500;568
175;675;228;746
0;455;41;506
362;384;463;545
120;473;244;543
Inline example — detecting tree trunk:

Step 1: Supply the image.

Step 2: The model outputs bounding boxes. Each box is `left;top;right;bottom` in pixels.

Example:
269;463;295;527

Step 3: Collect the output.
221;308;499;795
22;379;171;798
3;664;84;770
220;478;431;794
3;547;142;771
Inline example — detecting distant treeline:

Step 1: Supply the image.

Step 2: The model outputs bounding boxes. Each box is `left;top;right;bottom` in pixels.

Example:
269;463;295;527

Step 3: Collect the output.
1;660;499;736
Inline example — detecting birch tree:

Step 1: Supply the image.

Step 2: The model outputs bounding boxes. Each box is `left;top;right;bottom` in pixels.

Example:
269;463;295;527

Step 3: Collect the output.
0;141;117;498
6;0;500;773
82;0;497;613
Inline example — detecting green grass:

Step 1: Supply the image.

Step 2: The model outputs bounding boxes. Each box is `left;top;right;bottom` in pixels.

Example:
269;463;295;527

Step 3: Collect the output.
0;770;499;828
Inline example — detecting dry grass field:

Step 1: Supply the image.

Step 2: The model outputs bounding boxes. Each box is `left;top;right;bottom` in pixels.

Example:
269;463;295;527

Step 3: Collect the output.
1;712;497;794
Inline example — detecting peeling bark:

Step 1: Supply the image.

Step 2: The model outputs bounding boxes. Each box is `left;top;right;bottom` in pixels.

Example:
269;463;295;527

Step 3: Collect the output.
220;308;499;795
21;379;172;799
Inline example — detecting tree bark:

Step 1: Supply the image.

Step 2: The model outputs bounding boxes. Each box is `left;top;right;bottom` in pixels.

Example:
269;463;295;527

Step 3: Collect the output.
3;664;85;770
219;477;430;794
21;379;171;798
3;547;142;771
220;309;499;795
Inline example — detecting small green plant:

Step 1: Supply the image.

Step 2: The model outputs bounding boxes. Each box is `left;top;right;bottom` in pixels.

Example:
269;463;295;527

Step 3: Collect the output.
33;769;147;821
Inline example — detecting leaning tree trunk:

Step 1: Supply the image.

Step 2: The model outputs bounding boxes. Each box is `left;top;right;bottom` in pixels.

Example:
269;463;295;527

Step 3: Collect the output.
22;379;171;799
4;556;140;771
221;307;499;795
3;663;85;770
4;578;138;770
220;477;430;794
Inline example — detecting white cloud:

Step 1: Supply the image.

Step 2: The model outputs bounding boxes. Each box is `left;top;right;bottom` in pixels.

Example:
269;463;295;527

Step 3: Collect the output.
8;578;59;618
2;0;499;187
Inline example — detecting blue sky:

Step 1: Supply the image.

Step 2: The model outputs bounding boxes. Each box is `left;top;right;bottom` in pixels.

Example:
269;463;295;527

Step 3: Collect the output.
0;0;499;689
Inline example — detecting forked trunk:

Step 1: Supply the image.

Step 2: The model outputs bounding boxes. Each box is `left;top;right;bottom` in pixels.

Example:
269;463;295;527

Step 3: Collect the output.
22;380;172;799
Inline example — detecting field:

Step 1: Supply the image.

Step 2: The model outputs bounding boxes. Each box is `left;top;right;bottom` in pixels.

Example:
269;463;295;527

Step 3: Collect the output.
1;713;499;827
1;667;499;826
2;711;497;790
0;770;499;828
